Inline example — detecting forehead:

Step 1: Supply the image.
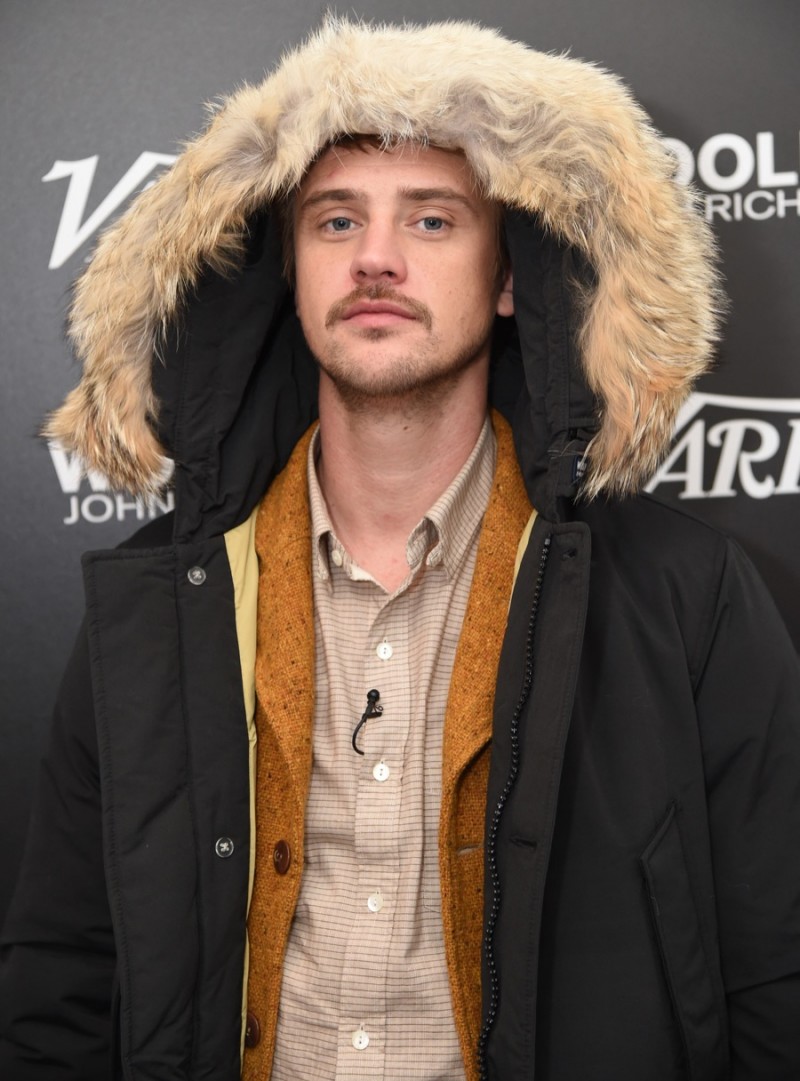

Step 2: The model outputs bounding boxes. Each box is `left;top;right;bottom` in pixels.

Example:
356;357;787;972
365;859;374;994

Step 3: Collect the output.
297;141;482;202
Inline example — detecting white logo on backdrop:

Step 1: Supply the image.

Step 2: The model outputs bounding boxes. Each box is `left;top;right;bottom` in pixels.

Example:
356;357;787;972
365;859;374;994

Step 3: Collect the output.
647;393;800;500
42;153;177;269
49;441;174;526
664;132;800;224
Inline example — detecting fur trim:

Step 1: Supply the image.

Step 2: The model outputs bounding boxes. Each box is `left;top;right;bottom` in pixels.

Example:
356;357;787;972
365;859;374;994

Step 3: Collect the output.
45;15;722;497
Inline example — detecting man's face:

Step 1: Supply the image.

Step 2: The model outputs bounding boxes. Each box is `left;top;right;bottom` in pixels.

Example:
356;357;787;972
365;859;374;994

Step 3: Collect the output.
293;141;513;407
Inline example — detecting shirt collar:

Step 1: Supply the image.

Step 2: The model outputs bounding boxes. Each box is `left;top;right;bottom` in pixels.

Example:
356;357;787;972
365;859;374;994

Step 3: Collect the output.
410;415;495;577
307;415;496;586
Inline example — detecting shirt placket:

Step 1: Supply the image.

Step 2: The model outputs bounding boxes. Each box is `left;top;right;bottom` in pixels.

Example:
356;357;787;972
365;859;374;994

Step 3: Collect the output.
335;586;412;1079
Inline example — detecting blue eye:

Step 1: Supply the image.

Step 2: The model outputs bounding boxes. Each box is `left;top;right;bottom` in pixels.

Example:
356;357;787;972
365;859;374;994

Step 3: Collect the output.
327;217;352;232
421;217;444;231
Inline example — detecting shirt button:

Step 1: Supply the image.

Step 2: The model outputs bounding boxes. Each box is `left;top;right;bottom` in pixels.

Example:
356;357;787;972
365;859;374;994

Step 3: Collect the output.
376;640;393;660
273;840;291;874
245;1011;261;1048
367;890;384;913
351;1026;370;1050
214;836;234;858
372;760;390;782
331;548;344;567
187;566;206;585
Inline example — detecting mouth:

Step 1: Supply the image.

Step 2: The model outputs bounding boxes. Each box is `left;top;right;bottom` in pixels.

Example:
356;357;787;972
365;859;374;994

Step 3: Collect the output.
341;301;418;324
326;288;433;331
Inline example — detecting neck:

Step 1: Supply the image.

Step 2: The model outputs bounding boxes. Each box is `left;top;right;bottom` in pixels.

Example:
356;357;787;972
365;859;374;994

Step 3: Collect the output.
316;370;489;591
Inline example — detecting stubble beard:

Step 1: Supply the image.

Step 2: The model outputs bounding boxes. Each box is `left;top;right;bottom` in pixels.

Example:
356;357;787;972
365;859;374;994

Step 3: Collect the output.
316;288;495;415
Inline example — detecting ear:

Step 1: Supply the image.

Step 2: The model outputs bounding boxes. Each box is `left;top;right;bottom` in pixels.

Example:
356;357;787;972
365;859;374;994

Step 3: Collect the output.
496;269;514;317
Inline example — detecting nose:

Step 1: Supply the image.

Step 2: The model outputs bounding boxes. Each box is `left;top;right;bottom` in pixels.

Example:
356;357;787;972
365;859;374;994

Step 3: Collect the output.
350;222;407;285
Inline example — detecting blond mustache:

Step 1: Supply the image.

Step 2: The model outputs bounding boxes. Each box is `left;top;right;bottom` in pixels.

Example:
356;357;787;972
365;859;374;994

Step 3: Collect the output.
325;282;433;331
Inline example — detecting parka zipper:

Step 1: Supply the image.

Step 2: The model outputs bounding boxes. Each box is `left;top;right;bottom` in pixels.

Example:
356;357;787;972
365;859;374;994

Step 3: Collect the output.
477;533;552;1081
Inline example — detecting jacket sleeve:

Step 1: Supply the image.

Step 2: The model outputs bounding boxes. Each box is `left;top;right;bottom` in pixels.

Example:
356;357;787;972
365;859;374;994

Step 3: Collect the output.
0;620;117;1080
693;538;800;1078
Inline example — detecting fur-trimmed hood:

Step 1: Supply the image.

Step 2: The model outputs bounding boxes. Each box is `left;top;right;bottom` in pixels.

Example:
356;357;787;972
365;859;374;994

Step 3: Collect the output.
46;16;722;529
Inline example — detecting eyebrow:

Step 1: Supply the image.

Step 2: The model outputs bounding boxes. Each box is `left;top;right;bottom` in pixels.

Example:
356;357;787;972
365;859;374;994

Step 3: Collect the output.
298;186;479;214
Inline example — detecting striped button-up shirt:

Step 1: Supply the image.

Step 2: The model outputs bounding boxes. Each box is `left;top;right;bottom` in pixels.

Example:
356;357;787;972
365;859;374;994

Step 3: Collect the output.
269;417;495;1081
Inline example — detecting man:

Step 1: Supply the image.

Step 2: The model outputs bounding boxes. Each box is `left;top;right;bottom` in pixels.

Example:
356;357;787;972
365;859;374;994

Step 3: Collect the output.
2;16;799;1081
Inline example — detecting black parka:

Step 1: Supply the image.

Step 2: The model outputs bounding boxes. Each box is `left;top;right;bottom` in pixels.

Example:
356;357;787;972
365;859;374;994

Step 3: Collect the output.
2;17;800;1081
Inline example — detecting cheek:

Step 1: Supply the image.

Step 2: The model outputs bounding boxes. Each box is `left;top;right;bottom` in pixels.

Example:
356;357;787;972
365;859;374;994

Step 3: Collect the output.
455;264;503;324
461;239;502;296
294;267;326;327
296;250;347;310
293;282;320;347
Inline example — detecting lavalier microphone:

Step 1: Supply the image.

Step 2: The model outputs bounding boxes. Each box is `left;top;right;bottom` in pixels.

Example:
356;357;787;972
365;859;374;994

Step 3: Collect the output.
352;688;383;755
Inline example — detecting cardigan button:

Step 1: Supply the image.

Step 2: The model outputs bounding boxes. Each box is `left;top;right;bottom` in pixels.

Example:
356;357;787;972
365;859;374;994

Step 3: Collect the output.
273;840;291;874
244;1011;261;1048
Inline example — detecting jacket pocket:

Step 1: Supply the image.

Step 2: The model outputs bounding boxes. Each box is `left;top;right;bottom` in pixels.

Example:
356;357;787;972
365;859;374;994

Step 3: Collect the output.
640;803;727;1081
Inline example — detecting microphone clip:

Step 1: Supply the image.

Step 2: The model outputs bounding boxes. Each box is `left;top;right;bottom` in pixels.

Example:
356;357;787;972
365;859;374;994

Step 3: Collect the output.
352;689;383;755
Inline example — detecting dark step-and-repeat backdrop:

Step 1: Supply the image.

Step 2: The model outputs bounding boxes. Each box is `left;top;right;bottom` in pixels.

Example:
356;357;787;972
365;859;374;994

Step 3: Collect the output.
1;0;798;921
